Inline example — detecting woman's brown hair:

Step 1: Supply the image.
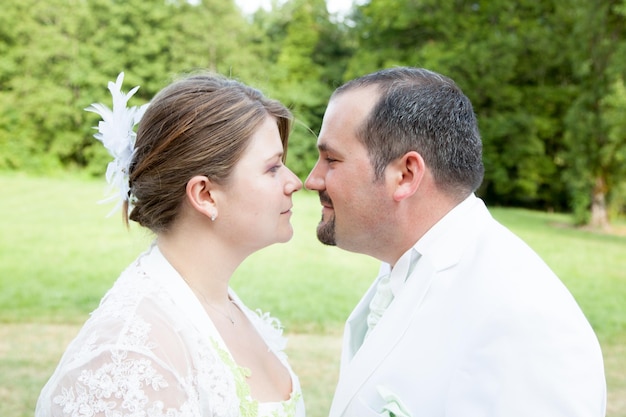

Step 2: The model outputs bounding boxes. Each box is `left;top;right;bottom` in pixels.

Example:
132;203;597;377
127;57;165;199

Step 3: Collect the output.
124;73;292;232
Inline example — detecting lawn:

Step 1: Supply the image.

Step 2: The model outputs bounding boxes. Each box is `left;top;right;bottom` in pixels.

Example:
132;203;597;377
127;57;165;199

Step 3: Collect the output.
1;174;625;417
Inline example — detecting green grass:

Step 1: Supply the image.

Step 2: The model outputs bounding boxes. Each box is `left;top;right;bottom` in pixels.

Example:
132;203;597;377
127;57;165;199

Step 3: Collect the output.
1;174;625;417
0;173;378;332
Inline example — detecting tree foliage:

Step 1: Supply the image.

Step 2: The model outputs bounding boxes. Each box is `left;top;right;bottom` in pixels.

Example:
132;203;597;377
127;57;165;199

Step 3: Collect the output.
560;0;626;225
1;0;625;224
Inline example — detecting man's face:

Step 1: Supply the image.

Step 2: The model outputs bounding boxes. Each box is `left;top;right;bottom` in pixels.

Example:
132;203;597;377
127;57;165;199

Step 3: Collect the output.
305;87;391;255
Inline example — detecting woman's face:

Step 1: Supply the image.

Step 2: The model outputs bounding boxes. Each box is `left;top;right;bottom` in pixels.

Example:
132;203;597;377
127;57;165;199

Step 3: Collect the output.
215;115;302;252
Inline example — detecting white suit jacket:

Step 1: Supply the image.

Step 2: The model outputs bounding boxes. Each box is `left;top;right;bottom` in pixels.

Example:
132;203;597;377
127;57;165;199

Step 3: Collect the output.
329;195;606;417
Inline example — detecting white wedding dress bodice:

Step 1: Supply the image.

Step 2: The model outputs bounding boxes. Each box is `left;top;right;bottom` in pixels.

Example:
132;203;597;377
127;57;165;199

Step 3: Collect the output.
35;244;305;417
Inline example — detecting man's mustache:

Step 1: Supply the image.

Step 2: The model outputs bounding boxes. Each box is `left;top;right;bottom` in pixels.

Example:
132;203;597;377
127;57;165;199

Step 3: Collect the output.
319;192;333;207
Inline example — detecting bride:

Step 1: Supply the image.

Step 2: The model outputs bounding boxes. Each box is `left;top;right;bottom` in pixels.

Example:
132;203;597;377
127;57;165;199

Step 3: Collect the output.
36;72;305;417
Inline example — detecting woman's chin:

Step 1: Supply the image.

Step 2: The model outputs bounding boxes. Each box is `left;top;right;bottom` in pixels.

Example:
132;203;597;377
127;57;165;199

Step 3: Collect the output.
277;227;294;243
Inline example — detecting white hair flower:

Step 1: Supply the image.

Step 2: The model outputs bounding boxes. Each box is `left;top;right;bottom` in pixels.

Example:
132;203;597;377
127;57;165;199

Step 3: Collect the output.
86;72;149;215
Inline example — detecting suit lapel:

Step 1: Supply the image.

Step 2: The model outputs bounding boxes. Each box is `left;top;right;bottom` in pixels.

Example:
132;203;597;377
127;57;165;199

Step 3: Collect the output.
330;196;491;417
330;256;437;417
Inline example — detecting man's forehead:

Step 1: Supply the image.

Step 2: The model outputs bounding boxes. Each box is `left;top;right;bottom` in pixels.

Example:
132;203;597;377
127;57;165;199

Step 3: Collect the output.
333;84;380;106
316;85;380;151
324;86;380;128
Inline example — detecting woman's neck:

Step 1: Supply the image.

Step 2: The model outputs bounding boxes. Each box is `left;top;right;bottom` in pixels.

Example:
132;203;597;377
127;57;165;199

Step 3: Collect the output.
156;226;245;305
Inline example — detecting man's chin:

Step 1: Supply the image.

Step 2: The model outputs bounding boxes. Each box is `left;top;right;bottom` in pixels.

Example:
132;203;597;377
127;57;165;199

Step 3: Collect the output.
316;221;337;246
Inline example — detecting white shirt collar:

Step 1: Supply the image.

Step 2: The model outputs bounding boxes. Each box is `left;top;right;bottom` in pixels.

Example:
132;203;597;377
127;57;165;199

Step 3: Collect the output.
414;193;477;255
379;247;421;297
381;193;479;296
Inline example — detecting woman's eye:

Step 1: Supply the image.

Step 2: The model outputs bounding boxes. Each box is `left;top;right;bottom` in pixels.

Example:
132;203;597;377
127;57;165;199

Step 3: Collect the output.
269;164;282;173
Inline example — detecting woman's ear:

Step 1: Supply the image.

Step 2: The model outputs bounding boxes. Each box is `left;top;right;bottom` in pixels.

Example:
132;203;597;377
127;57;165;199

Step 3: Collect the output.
389;151;425;202
185;175;218;221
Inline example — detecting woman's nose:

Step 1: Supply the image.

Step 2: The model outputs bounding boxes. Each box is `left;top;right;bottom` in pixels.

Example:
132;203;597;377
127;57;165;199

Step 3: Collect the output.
286;168;303;193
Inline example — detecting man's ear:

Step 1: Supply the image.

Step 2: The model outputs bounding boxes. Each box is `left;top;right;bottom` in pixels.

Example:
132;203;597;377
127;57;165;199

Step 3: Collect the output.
389;151;425;202
185;175;218;220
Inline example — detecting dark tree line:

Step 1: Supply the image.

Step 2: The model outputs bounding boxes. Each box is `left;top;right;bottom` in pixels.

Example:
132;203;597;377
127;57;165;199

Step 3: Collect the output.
1;0;625;227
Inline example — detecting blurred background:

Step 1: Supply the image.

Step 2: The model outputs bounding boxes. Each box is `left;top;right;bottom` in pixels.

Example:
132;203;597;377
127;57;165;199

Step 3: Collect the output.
1;1;625;416
1;0;626;228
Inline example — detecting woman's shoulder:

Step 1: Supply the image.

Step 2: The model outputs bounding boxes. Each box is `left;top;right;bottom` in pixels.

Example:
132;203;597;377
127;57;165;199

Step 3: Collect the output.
66;246;191;360
95;244;180;318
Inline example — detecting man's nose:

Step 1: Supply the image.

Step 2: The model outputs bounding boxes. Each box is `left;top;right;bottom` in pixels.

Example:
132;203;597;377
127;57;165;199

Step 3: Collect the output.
304;163;323;191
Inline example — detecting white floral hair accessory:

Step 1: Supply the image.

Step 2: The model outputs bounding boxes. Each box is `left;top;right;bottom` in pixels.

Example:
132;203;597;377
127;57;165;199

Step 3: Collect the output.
85;72;149;215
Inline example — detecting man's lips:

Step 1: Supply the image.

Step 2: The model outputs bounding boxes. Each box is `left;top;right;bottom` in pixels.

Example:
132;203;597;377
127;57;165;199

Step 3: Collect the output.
319;193;333;209
321;200;334;215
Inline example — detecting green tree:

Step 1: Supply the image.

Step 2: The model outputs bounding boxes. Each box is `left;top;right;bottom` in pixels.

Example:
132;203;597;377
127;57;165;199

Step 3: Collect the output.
3;0;625;226
258;0;344;178
0;0;92;171
0;0;261;173
561;0;626;226
345;0;572;210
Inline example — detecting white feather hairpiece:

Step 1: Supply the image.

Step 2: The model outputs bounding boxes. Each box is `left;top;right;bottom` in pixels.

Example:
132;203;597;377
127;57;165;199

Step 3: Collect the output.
85;72;149;215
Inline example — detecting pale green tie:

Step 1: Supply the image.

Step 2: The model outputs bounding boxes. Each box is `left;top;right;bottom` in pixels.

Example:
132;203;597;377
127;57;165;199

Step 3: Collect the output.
364;272;394;339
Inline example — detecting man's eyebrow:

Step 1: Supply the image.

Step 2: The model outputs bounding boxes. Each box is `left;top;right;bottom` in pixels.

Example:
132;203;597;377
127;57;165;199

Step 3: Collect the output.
318;142;335;153
318;142;346;159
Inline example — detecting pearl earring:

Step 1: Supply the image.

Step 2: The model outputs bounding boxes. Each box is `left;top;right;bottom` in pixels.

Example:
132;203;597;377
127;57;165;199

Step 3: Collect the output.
211;213;216;221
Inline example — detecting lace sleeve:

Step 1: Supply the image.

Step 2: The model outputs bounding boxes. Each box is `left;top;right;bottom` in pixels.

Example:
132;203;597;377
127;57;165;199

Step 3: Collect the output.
48;347;199;417
37;249;253;417
37;295;205;417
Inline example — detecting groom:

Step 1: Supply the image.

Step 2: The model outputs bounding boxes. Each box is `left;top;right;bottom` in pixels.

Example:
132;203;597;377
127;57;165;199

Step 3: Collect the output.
305;67;606;417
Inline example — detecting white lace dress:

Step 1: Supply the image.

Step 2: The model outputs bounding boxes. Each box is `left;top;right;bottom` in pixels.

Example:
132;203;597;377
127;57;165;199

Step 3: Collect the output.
35;244;305;417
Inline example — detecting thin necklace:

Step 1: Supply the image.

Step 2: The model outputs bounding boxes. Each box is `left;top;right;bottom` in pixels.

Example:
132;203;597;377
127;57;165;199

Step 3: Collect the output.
205;299;236;325
182;277;236;325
